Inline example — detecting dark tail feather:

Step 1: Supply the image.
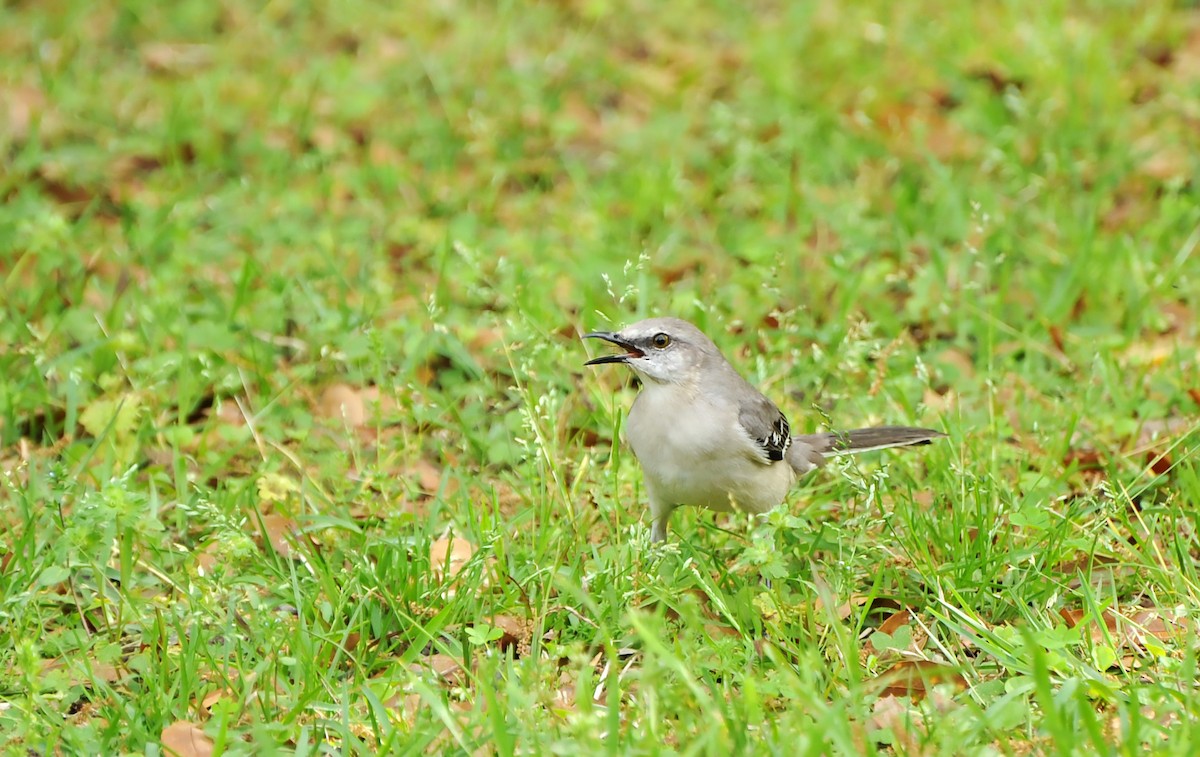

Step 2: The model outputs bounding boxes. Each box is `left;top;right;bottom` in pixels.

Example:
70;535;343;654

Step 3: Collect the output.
794;426;946;457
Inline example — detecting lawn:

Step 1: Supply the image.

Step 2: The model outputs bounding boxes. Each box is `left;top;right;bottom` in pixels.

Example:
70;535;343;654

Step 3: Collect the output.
2;0;1199;753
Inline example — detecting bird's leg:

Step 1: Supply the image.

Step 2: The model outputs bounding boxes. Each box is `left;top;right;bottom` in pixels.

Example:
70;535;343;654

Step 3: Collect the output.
650;519;668;542
648;495;674;542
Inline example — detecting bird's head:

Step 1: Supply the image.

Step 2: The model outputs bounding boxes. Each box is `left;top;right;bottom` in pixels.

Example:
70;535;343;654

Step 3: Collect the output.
583;317;719;385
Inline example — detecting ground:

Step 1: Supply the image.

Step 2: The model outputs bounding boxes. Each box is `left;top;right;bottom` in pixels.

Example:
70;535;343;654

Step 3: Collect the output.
1;0;1199;753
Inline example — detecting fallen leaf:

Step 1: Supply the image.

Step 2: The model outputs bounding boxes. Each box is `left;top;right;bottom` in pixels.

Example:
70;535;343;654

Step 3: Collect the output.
1128;610;1186;643
110;154;163;179
877;609;912;636
483;615;528;655
1;84;47;139
967;66;1026;93
408;458;449;496
871;98;979;161
391;692;425;724
703;622;743;639
1120;336;1185;367
40;657;122;686
552;678;578;712
1146;451;1173;475
1101;190;1150;231
259;513;301;559
142;43;212;74
318;384;396;434
1063;448;1105;473
194;543;220;577
1061;607;1187;651
1136;416;1192;447
200;688;233;712
430;536;474;584
868;695;927;753
1137;140;1191;183
410;653;468;687
823;594;905;622
867;609;928;656
1172;26;1200;81
934;347;976;380
161;721;214;757
1060;608;1120;645
869;661;966;701
215;399;246;426
320;384;366;428
1141;41;1174;68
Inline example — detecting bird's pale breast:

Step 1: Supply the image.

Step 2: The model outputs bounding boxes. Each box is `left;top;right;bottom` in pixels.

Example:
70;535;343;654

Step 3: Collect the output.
625;383;794;514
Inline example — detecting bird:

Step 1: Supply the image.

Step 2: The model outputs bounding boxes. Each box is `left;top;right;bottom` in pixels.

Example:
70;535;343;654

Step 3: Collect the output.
583;317;944;541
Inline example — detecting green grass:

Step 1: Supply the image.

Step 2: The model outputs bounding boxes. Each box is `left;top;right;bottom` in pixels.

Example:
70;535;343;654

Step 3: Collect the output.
2;0;1199;753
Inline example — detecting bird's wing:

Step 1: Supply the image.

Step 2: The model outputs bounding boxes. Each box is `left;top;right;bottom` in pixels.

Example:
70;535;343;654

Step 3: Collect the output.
737;393;791;463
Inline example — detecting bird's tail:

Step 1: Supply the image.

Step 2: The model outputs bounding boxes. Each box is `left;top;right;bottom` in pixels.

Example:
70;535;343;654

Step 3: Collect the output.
786;426;945;474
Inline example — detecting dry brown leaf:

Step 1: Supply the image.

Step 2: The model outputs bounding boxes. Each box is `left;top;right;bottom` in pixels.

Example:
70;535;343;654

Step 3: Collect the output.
467;327;505;351
1172;26;1200;80
478;480;525;519
318;384;396;434
873;100;979;161
923;385;959;413
1101;177;1164;231
259;514;301;559
822;594;905;622
967;67;1026;93
1;84;47;138
868;695;929;754
430;536;474;583
1063;447;1106;474
200;688;233;712
484;615;529;655
36;170;97;208
935;347;976;379
1128;610;1186;643
1137;141;1191;183
320;384;366;428
877;609;912;636
1158;301;1194;334
194;543;220;577
1060;608;1119;645
391;692;425;724
1061;607;1187;651
1146;451;1173;475
410;653;468;687
161;721;214;757
1120;335;1189;367
703;622;743;639
870;661;967;701
41;657;122;686
552;679;578;712
408;459;448;495
867;609;928;656
215;399;246;426
142;43;212;74
1137;416;1192;447
309;123;343;152
90;662;121;684
655;587;739;635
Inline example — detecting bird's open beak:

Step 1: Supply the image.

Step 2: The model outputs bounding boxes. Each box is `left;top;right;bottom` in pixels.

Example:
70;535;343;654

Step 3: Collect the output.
583;331;644;366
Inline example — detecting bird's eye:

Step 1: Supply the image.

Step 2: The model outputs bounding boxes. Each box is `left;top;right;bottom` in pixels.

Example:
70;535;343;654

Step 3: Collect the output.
652;333;670;349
